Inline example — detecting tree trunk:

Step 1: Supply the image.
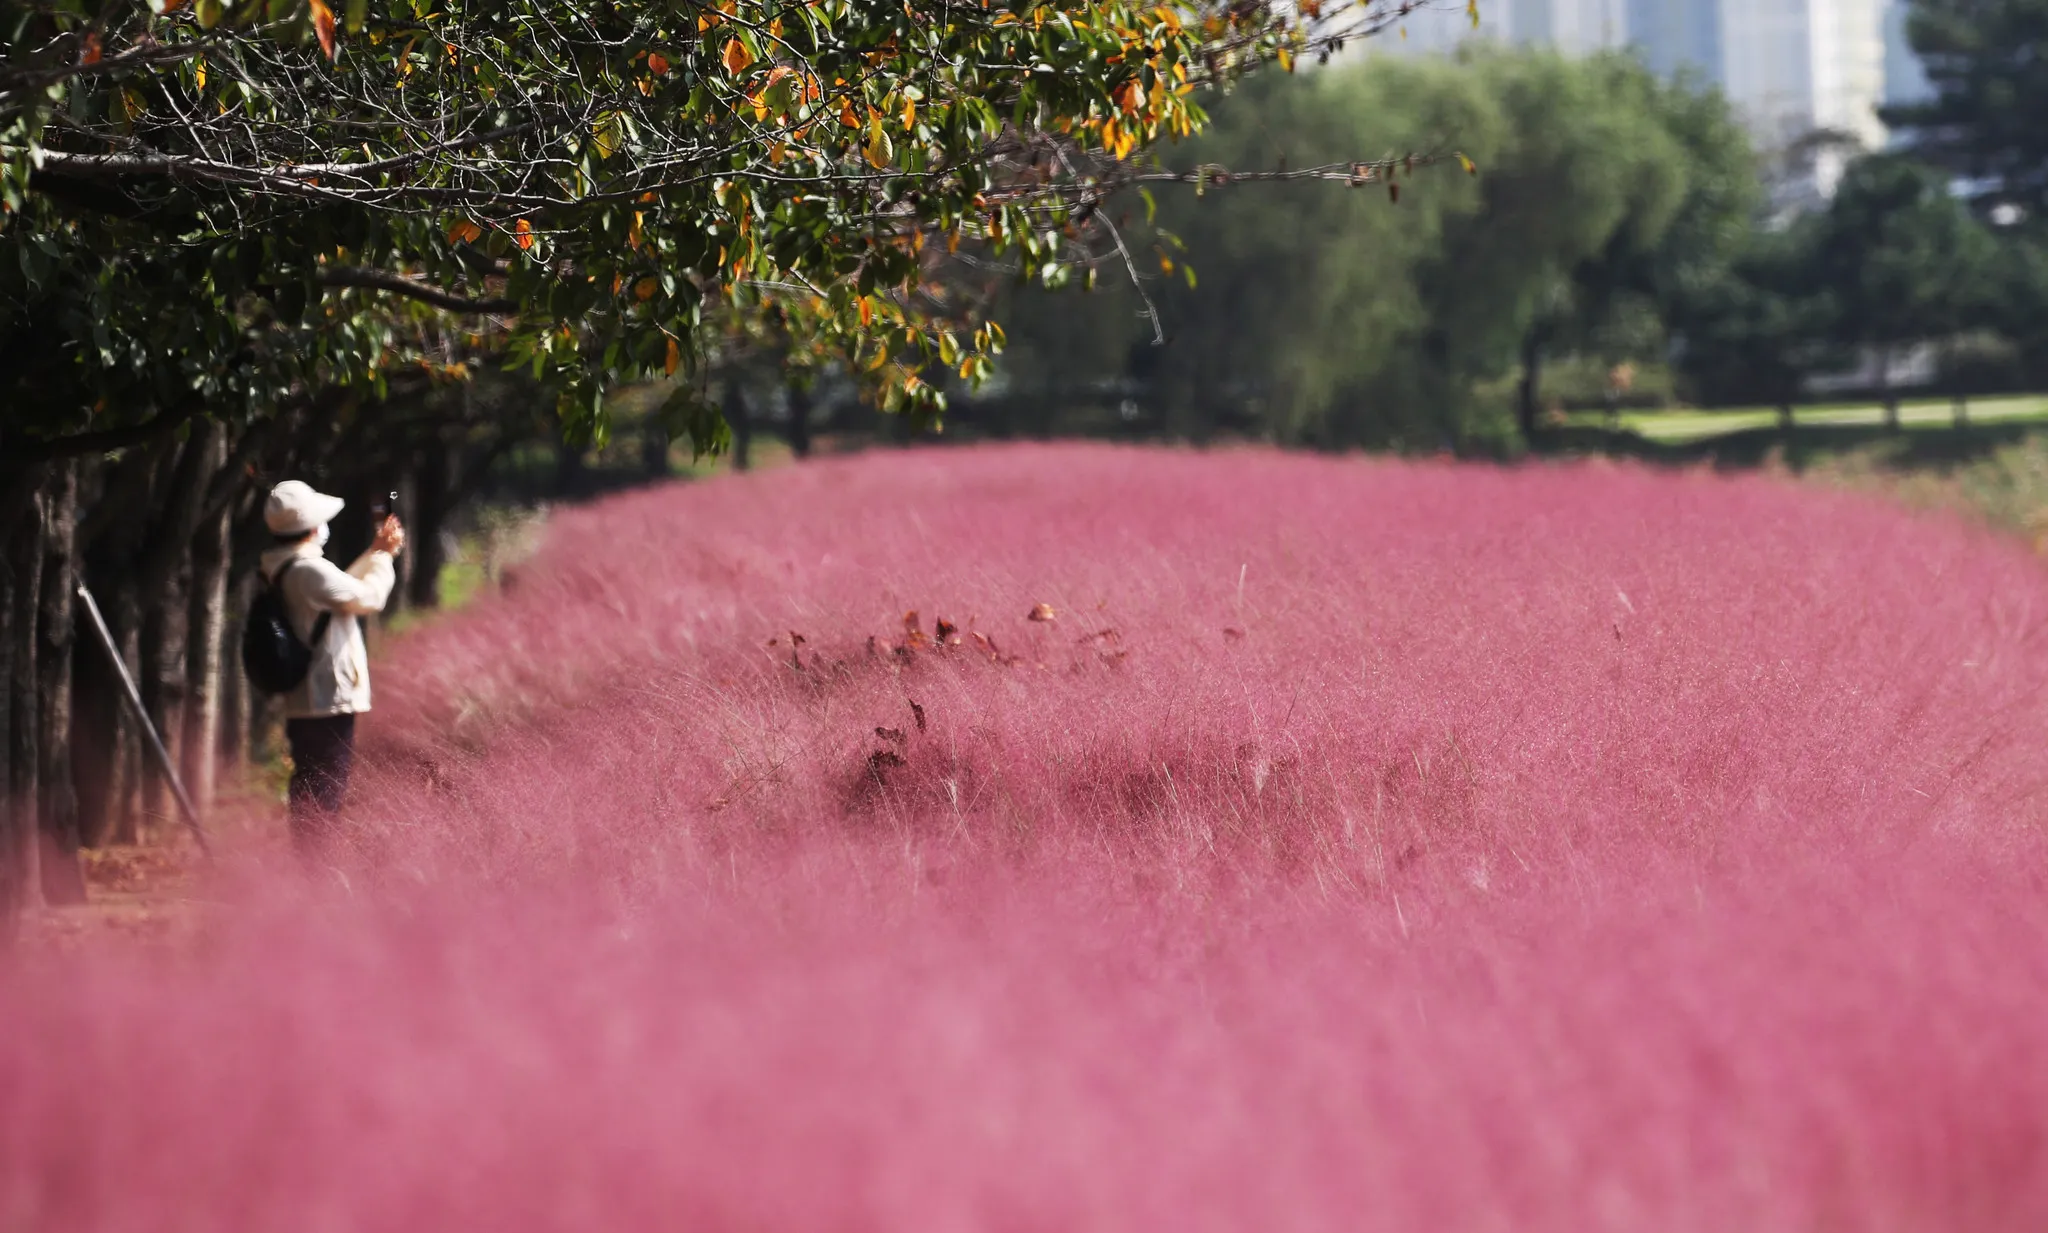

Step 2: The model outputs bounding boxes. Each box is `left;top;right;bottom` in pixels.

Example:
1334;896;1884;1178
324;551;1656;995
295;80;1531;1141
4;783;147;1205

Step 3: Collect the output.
642;422;670;478
1;477;43;922
138;561;190;843
184;491;231;813
1515;334;1544;445
554;440;586;498
408;439;453;609
220;569;253;778
786;381;813;458
1878;346;1900;431
92;585;144;847
248;681;280;773
728;381;753;472
37;463;84;905
131;423;218;840
0;507;15;925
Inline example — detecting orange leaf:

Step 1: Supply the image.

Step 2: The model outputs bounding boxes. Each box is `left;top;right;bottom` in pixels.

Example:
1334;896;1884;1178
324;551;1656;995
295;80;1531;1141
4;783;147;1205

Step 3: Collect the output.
840;98;860;129
513;218;534;250
446;219;483;245
722;37;752;75
634;277;659;301
79;32;102;66
309;0;337;60
857;296;873;327
647;52;671;75
664;336;681;376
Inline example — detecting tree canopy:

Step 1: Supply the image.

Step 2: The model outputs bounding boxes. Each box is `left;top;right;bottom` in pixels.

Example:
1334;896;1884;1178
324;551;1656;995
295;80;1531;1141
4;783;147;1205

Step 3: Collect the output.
2;0;1398;458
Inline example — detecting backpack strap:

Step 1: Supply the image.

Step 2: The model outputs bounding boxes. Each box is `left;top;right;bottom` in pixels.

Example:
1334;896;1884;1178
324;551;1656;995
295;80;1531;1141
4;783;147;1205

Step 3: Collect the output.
272;558;334;646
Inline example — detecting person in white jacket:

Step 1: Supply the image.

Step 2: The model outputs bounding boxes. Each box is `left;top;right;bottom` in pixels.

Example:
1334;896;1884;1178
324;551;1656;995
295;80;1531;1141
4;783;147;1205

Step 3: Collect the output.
258;480;405;849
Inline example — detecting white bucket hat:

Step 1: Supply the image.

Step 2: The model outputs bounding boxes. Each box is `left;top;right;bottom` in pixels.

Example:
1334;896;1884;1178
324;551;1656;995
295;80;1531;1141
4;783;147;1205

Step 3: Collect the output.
265;480;346;537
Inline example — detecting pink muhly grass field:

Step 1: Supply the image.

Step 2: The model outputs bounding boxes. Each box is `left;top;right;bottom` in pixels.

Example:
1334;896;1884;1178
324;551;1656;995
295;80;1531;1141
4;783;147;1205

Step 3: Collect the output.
9;442;2048;1231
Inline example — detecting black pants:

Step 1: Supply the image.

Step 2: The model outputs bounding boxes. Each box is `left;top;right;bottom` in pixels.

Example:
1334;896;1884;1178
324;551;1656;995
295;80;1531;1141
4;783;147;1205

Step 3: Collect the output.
286;714;356;850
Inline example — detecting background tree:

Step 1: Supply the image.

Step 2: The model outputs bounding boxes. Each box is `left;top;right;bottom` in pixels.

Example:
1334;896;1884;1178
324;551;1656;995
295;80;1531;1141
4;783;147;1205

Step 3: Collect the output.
992;49;1759;451
1806;154;1999;429
1667;218;1838;423
1884;0;2048;221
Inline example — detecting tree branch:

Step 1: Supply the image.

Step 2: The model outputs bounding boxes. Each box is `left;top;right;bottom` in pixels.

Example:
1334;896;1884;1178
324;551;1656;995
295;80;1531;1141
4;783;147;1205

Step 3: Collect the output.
3;405;198;464
317;267;518;315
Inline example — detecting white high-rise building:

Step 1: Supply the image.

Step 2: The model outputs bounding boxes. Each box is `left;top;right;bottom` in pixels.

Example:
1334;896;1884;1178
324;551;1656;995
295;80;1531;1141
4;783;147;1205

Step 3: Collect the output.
1507;0;1631;52
1370;0;1924;200
1373;0;1629;55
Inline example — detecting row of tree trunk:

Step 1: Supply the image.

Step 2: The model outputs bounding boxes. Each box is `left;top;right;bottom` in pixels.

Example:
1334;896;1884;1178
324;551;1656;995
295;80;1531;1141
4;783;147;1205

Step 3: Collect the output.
1;364;836;925
0;373;536;923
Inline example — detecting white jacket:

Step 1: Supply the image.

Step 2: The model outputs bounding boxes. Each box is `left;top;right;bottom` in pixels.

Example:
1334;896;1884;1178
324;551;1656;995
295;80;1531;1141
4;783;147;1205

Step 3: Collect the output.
257;541;396;719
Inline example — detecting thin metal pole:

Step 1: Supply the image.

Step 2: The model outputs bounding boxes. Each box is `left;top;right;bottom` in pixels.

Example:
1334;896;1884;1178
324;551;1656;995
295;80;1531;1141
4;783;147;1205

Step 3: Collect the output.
75;584;211;856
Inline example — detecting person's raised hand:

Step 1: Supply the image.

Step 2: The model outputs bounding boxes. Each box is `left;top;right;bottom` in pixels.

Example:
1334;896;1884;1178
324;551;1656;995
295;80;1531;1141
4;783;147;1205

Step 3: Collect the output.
373;515;406;557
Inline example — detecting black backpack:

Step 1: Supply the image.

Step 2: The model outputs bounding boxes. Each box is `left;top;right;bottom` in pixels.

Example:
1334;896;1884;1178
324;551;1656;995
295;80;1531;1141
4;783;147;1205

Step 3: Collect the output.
241;561;332;695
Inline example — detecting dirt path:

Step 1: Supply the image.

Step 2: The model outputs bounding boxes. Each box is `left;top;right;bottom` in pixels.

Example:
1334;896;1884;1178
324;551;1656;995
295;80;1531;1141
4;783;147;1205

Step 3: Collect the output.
23;841;216;953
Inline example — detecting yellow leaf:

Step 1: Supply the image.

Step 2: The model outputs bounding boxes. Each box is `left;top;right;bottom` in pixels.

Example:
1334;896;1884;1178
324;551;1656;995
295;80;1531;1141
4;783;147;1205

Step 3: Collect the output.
902;96;917;127
722;37;752;75
863;127;893;169
1458;153;1478;175
193;59;206;89
592;112;622;160
1469;0;1480;27
1277;47;1294;72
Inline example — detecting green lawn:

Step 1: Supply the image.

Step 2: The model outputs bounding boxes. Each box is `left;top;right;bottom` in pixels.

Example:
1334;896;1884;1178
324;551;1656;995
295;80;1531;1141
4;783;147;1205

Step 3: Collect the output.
1566;394;2048;444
